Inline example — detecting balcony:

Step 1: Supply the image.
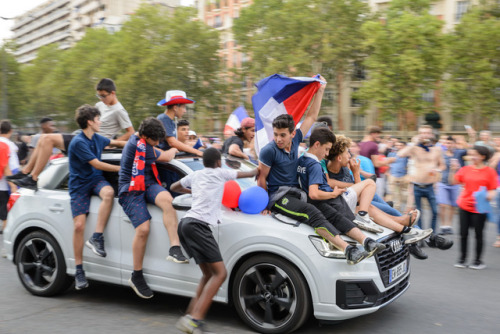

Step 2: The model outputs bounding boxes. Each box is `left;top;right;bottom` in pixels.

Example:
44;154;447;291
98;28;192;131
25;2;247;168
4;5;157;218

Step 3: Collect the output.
11;0;70;30
13;8;71;39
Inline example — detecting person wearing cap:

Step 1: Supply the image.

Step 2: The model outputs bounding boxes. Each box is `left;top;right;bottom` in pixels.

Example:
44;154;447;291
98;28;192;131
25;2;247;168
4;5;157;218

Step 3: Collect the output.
222;117;255;160
187;130;204;150
157;90;203;157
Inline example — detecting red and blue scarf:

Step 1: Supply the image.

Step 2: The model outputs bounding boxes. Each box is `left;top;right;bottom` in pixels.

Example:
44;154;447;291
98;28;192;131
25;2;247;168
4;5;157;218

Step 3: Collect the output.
129;138;160;192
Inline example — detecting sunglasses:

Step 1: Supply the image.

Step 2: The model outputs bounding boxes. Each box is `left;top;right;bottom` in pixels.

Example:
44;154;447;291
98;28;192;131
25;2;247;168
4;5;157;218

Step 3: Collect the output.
95;93;110;99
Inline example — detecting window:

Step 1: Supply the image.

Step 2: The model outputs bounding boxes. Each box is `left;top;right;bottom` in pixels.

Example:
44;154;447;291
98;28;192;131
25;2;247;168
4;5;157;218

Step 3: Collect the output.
351;88;362;107
456;1;469;21
351;113;366;131
422;90;435;103
214;15;222;28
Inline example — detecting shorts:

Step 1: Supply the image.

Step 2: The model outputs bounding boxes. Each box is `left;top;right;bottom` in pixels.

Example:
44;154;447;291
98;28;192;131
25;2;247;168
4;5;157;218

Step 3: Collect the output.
62;134;76;154
70;176;111;218
178;217;222;264
436;182;460;207
118;183;166;228
341;187;358;214
0;191;9;220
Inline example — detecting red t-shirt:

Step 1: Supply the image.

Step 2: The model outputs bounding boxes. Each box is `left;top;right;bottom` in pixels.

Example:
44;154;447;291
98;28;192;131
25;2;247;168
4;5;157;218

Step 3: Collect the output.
455;165;498;213
0;141;9;180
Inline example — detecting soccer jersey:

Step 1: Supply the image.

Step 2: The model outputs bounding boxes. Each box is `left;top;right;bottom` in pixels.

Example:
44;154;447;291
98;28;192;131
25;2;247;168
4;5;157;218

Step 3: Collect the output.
297;152;333;195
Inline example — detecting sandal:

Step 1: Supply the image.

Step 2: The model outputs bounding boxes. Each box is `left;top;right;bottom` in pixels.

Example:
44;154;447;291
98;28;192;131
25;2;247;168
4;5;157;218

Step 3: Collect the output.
493;237;500;248
408;209;420;227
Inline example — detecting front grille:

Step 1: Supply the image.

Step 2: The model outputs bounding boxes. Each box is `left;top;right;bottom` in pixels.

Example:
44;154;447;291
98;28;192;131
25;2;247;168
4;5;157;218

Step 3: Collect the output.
375;233;410;287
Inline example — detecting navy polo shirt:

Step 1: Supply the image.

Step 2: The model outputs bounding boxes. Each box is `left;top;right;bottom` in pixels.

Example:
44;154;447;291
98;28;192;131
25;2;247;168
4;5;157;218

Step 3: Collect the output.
118;134;162;195
157;113;176;150
259;129;303;196
297;153;333;195
68;132;110;197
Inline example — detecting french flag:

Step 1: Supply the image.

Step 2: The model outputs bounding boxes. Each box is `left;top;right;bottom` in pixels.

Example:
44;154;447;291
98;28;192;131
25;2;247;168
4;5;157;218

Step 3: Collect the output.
223;105;249;139
252;74;323;155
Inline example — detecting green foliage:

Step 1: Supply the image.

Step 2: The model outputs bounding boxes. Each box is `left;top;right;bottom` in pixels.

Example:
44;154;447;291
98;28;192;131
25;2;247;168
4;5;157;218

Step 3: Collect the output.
0;44;24;124
358;0;445;130
444;1;500;125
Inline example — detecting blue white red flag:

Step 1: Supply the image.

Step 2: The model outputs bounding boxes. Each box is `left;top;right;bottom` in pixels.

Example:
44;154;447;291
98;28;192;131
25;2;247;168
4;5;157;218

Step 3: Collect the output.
224;105;249;138
252;74;323;155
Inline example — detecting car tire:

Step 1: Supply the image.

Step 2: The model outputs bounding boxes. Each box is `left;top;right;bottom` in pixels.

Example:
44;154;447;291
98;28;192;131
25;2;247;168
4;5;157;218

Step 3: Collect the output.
15;231;71;296
232;254;311;334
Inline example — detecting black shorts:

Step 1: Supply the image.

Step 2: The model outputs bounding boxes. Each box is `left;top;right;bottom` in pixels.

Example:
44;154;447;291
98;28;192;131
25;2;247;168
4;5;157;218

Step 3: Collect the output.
178;217;223;264
62;134;76;154
0;191;10;220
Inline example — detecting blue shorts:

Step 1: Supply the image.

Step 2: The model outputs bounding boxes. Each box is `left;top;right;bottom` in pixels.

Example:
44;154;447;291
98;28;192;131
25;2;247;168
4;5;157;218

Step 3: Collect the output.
436;182;460;207
118;183;166;228
70;176;111;218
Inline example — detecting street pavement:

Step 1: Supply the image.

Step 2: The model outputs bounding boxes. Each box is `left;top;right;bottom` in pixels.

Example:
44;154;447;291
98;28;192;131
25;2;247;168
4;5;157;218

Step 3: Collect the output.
1;216;499;334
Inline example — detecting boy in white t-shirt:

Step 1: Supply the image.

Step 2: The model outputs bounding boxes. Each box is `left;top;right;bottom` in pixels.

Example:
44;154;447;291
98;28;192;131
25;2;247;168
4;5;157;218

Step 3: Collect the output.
170;148;258;334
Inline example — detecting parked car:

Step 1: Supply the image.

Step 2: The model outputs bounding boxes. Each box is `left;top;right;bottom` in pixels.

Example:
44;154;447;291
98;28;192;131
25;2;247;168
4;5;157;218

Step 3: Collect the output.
3;153;410;334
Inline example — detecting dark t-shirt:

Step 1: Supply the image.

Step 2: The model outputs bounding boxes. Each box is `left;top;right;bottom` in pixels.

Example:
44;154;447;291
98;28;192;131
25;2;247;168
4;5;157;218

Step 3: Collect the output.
359;141;380;177
222;136;244;155
157;113;176;150
328;166;355;184
118;134;162;195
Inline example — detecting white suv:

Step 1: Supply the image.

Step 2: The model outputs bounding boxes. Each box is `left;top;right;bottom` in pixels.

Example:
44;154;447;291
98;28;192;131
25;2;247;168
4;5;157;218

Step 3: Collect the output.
3;153;410;334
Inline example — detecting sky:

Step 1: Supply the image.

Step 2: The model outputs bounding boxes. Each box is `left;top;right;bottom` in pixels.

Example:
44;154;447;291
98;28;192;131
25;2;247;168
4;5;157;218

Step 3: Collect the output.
0;0;194;44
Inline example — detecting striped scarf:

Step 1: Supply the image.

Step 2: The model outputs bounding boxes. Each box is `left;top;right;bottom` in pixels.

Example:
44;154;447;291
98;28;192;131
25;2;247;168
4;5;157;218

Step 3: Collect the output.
129;138;160;191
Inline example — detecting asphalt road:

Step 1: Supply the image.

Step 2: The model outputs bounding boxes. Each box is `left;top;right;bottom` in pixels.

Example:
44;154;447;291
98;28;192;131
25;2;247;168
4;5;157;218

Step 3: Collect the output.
1;219;499;334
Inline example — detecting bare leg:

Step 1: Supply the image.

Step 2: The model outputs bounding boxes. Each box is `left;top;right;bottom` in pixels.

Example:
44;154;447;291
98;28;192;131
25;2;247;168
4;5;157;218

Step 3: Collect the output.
155;191;180;247
73;214;86;265
95;186;114;233
132;221;150;270
189;262;227;320
349;179;376;212
30;134;65;181
346;227;368;244
367;205;404;232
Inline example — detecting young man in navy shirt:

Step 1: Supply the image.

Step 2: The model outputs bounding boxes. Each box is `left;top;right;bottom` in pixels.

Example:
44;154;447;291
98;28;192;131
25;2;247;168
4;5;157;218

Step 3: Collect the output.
68;104;123;290
118;117;185;299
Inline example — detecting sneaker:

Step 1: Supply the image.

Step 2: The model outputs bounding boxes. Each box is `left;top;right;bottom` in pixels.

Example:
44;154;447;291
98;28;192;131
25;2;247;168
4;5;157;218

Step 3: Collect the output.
439;226;454;235
345;245;369;265
85;235;107;257
176;315;212;334
12;175;37;190
363;238;386;257
166;246;189;264
353;214;383;233
75;269;89;290
469;261;487;270
454;260;468;269
402;228;433;244
129;274;154;299
408;243;428;260
6;172;27;181
426;233;453;250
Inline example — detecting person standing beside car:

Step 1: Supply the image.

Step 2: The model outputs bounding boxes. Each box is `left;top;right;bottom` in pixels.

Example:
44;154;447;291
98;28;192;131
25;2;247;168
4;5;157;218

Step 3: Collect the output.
68;105;122;290
0;120;19;234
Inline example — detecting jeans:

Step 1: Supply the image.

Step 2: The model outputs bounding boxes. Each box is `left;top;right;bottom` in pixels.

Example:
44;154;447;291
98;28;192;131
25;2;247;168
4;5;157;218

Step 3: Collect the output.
371;193;402;217
496;189;500;235
413;184;438;231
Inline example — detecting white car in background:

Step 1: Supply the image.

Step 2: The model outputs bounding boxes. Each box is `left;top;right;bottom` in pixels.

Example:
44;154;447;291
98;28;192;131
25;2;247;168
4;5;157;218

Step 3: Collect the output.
3;153;411;334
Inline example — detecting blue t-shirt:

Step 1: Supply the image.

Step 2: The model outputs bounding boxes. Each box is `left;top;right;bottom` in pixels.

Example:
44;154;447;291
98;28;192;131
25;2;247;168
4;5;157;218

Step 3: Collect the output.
358;155;375;180
297;153;333;195
441;149;467;186
118;134;163;195
259;129;303;196
68;132;110;196
388;151;408;178
157;113;176;150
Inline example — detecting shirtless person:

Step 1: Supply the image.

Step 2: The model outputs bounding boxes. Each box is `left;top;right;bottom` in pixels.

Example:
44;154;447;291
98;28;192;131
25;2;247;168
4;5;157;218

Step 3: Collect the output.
397;125;445;232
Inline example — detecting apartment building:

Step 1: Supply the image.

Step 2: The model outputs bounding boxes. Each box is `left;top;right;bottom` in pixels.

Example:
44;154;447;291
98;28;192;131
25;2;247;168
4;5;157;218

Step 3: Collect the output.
11;0;180;64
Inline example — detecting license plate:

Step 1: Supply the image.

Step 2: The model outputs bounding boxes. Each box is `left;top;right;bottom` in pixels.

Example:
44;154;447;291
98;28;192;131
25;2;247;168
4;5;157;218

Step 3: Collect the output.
389;261;407;284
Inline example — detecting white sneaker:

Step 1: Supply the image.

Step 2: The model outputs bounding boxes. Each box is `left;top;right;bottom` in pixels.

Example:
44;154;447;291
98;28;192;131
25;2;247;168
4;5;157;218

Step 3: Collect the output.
469;261;487;270
353;214;383;233
402;228;433;244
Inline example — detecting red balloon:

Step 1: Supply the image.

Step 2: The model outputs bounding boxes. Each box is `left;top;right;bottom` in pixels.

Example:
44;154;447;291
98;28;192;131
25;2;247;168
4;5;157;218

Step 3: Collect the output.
222;180;241;208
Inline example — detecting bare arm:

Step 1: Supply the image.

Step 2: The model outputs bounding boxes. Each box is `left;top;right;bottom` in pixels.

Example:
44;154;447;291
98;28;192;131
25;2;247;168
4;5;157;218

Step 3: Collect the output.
237;167;259;179
228;144;249;160
109;139;126;148
299;76;326;136
88;159;120;172
489;152;500;169
326;177;354;189
115;126;135;141
167;136;203;157
309;184;345;200
156;148;178;162
170;180;192;194
257;162;270;191
397;145;414;158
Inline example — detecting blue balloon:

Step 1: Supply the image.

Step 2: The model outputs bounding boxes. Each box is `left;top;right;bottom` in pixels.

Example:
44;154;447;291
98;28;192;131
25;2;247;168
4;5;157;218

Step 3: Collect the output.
238;186;269;214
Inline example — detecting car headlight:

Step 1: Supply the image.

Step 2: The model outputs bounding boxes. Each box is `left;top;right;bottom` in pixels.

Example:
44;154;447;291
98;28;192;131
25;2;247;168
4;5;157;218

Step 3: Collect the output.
309;235;355;259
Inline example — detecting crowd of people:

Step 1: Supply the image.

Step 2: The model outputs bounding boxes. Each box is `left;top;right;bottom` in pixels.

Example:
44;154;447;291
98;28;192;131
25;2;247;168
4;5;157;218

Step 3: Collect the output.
1;76;499;334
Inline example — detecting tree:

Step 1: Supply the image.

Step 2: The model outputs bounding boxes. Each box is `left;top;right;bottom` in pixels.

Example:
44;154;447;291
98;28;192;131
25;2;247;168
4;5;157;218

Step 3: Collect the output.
233;0;369;130
0;43;24;124
358;0;446;131
444;0;500;129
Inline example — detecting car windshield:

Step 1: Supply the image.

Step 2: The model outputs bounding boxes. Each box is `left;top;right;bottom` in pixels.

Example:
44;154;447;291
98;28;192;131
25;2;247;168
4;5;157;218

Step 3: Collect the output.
178;156;258;190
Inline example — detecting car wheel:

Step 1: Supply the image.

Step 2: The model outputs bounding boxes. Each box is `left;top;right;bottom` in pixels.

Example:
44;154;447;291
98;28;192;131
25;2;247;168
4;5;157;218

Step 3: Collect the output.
232;254;311;334
15;231;71;296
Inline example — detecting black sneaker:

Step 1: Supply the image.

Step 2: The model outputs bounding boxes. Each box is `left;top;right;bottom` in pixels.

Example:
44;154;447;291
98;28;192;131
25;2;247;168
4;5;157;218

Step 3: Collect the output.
6;172;27;181
129;274;153;299
345;245;369;265
408;243;428;260
364;238;386;257
12;175;37;190
426;233;453;250
75;269;89;290
85;235;106;257
167;246;189;264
